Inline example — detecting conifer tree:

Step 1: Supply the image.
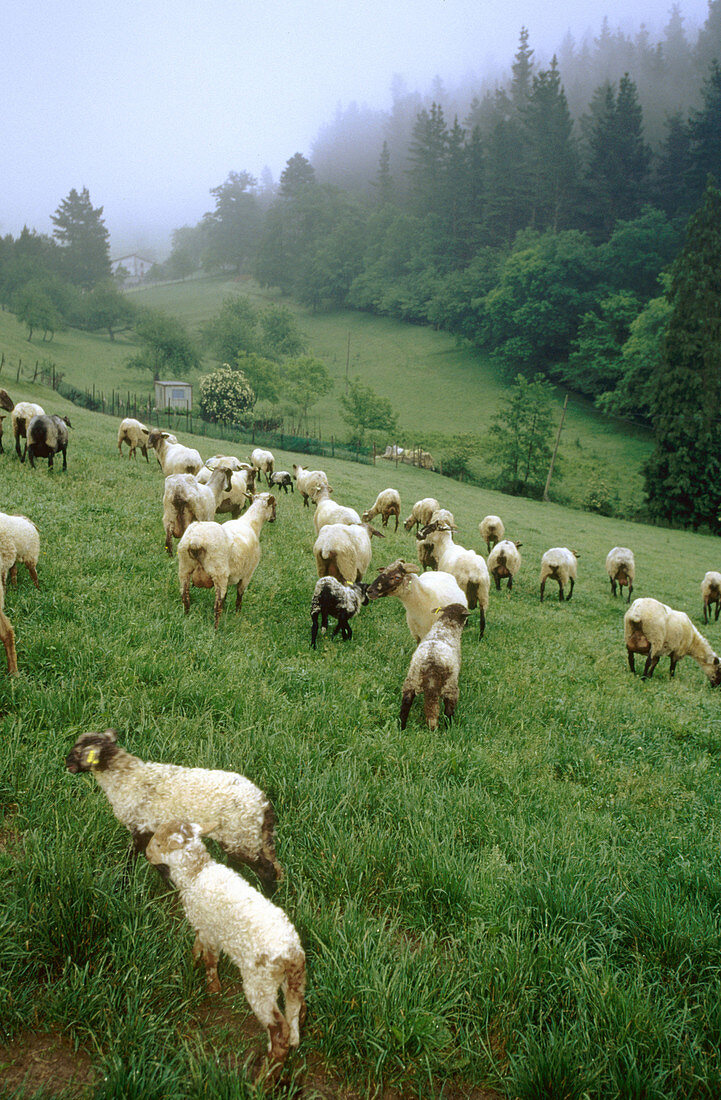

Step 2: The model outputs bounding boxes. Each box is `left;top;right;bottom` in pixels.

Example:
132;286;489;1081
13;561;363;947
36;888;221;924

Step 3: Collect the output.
50;187;110;289
524;57;579;231
688;61;721;202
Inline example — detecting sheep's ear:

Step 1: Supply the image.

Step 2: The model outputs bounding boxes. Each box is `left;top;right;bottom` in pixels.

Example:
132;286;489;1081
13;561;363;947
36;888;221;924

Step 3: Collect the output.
572;550;580;558
515;542;523;549
104;729;118;742
198;820;220;836
402;562;421;574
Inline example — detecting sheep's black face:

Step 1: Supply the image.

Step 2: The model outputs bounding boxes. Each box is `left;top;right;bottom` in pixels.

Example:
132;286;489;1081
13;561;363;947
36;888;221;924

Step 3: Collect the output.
711;658;721;687
366;563;407;600
65;729;118;773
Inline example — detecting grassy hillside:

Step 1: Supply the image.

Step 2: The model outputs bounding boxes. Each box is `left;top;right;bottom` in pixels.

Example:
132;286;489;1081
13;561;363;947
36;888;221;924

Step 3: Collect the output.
1;382;720;1097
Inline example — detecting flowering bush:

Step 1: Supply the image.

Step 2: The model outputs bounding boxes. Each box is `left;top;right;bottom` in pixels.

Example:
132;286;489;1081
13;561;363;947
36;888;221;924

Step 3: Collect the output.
198;364;255;423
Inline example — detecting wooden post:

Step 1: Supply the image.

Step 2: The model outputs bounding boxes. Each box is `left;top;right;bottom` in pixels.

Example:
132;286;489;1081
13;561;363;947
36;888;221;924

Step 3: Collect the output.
345;331;351;392
372;441;376;465
331;435;335;457
543;393;569;502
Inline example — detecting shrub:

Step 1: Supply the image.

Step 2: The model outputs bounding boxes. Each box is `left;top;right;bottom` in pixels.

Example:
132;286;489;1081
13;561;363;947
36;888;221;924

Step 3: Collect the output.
198;364;255;424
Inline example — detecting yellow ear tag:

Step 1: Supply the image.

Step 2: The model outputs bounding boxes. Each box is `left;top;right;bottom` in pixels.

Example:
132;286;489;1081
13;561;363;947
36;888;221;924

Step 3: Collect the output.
86;749;99;765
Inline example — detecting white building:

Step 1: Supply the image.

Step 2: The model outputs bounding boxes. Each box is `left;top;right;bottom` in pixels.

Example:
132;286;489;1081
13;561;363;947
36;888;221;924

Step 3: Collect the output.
154;380;192;411
110;254;154;285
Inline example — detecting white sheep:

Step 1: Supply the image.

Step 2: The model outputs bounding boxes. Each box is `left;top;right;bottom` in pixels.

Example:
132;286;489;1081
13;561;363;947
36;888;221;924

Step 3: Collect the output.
415;509;456;571
403;498;441;533
417;521;490;639
64;728;283;890
177;492;277;629
313;521;383;584
293;464;330;508
606;547;635;602
366;559;468;643
310;577;369;647
196;455;249;485
12;401;44;461
249;448;275;486
0;513;40;589
479;515;505;552
311;484;362;535
162;464;234;556
400;603;469;730
117;417;151;461
701;571;721;624
147;429;203;475
362;488;401;531
487;539;522;591
0;530;18;675
540;547;579;602
624;597;721;684
146;821;305;1078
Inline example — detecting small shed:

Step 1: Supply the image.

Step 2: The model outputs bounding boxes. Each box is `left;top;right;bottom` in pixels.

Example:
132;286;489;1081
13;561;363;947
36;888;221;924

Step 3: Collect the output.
155;380;192;411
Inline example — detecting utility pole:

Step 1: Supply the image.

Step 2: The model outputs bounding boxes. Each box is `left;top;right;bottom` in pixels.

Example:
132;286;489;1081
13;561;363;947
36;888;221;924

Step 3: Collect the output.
543;393;568;502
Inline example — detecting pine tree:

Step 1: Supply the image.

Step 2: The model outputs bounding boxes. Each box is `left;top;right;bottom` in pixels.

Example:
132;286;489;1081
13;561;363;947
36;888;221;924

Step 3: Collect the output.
653;113;692;218
583;75;651;238
644;180;721;530
50;187;110;289
688;61;721;203
524;57;579;231
279;153;316;198
373;141;394;204
406;102;448;216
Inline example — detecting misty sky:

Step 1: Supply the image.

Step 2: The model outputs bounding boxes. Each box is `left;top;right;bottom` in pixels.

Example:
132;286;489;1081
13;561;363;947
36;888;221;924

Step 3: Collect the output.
5;0;712;252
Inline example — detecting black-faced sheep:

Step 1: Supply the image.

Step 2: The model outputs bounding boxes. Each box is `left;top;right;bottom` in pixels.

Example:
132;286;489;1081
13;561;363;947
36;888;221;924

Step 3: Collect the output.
400;603;469;730
403;498;441;533
0;388;14;453
606;547;635;602
624;597;721;685
249;448;275;486
268;471;294;494
366;559;468;643
162;464;234;556
539;547;579;602
701;571;721;624
293;464;329;507
417;521;490;638
147;429;203;475
27;414;71;470
310;577;369;647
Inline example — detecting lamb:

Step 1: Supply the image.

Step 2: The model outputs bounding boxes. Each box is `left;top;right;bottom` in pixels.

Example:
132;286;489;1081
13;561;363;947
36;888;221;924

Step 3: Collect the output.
313;521;384;584
362;488;401;531
27;414;71;470
487;539;522;591
12;401;45;461
177;493;277;629
539;547;579;602
117;417;151;461
417;521;491;639
0;531;18;675
293;464;330;507
702;571;721;624
268;471;294;494
0;513;40;589
400;603;469;730
145;821;305;1077
64;729;283;891
0;388;14;454
624;597;721;685
479;515;505;552
366;559;468;643
606;547;635;602
403;497;441;533
310;577;369;647
311;484;362;535
249;448;275;486
147;429;203;476
162;464;234;556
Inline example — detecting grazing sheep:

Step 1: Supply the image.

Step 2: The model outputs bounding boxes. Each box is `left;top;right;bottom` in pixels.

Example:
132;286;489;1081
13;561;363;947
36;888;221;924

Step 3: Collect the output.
12;401;45;461
311;484;362;535
162;464;234;556
310;577;369;647
249;448;275;486
27;414;71;470
702;571;721;624
417;521;490;639
268;471;294;494
487;539;522;591
177;493;277;628
400;603;469;730
362;488;401;531
117;417;151;461
540;547;579;602
403;497;441;533
0;513;40;589
606;547;635;602
64;728;282;891
313;522;383;585
0;389;13;454
147;429;203;476
293;464;330;508
0;531;18;675
479;515;505;552
366;559;467;643
624;597;721;685
146;821;305;1077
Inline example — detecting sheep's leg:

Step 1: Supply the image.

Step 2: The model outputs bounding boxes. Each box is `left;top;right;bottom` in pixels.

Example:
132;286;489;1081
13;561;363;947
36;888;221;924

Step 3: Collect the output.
9;564;17;588
611;578;617;597
642;653;660;679
164;527;174;556
558;581;564;602
494;573;501;591
704;601;709;623
255;1007;290;1084
627;649;636;674
0;611;18;676
394;513;398;532
181;576;192;614
284;960;307;1047
400;690;415;729
27;447;36;468
627;583;633;603
26;562;39;589
234;583;245;613
716;600;720;622
540;579;546;602
507;576;513;590
214;586;228;629
193;934;221;993
479;608;486;640
310;612;320;649
443;682;459;720
669;655;679;678
567;577;574;600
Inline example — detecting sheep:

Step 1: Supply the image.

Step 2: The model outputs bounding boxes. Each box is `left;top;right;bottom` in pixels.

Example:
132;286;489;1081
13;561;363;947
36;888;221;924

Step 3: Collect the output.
366;559;468;643
479;515;505;552
0;531;18;675
702;571;721;624
0;388;14;454
177;493;277;629
310;577;369;647
415;509;457;572
196;454;249;484
487;540;522;591
162;464;234;556
606;547;635;602
624;597;721;685
249;447;275;486
27;414;71;470
403;497;441;533
117;417;151;461
400;603;469;730
145;821;305;1078
313;521;384;585
268;471;294;494
147;429;203;476
417;521;490;639
0;412;6;455
362;488;401;531
311;484;362;535
64;728;283;891
12;401;45;461
214;468;256;518
539;547;579;602
293;464;330;507
0;513;40;589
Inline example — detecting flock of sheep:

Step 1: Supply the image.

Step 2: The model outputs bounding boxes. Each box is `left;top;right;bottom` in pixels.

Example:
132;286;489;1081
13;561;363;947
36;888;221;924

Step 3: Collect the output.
3;406;721;1081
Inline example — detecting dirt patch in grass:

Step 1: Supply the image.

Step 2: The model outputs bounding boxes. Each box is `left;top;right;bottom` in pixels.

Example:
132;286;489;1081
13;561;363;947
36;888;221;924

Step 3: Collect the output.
0;825;24;856
0;1030;97;1097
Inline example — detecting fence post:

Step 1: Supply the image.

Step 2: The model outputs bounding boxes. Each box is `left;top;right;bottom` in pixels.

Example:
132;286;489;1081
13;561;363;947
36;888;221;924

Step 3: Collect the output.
16;360;21;382
372;441;376;465
331;435;334;457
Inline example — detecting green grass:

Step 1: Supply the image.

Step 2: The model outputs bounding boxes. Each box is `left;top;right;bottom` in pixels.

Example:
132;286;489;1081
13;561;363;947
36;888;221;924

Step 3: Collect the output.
1;379;720;1097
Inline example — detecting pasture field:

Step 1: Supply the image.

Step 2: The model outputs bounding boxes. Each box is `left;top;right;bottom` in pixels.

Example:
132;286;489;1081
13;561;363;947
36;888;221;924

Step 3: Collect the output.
0;382;720;1098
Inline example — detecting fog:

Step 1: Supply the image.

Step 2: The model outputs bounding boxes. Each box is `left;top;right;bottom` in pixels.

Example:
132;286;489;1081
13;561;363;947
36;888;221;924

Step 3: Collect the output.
4;0;712;255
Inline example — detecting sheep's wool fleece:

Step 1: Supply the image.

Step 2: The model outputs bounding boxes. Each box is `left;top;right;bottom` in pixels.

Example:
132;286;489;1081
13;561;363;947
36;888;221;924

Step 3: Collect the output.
406;624;462;690
311;577;362;616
